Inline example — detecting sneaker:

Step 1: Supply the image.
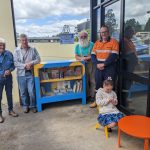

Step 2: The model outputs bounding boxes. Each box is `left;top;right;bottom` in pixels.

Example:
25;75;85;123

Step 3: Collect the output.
0;114;4;123
89;101;97;108
32;108;37;113
9;111;19;117
24;108;29;113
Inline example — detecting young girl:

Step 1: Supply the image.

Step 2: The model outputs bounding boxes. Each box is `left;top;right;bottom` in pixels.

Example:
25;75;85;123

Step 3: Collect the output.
96;79;124;131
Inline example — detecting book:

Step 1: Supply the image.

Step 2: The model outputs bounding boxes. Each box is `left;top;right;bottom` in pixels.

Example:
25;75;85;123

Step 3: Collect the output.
74;66;82;76
57;81;65;90
79;80;82;92
41;86;46;95
73;81;77;92
64;81;71;89
64;67;74;77
47;69;52;79
51;69;59;79
72;80;82;93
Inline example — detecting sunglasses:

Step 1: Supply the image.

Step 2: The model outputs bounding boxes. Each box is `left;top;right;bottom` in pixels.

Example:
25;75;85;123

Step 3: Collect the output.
80;36;87;39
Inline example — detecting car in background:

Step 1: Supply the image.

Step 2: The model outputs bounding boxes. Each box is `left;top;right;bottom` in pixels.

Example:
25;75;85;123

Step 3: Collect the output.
111;31;149;55
132;37;149;55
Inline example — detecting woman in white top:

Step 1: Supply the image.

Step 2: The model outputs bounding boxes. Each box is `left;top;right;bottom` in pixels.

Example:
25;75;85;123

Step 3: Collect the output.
96;79;124;131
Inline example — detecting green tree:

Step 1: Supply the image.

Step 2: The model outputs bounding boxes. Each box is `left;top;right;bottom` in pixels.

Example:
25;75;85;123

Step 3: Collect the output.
86;29;91;40
125;18;142;32
144;18;150;31
105;9;117;35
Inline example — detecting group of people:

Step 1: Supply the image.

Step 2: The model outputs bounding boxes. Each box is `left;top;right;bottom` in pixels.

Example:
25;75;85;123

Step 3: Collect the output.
0;25;124;130
0;34;40;123
75;25;123;130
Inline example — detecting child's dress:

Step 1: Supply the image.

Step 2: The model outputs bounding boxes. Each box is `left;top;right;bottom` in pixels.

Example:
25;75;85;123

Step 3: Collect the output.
96;88;124;126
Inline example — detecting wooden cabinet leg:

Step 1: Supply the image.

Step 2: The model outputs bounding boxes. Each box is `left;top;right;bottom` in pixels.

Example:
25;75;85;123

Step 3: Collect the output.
37;103;42;112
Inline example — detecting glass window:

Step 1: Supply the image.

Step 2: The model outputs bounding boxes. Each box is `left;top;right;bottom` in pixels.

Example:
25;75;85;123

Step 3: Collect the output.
124;0;150;77
97;8;100;39
97;0;101;5
121;0;150;115
104;1;120;42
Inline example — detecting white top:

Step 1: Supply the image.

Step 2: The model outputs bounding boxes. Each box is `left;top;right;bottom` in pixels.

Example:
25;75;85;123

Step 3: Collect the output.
96;88;120;115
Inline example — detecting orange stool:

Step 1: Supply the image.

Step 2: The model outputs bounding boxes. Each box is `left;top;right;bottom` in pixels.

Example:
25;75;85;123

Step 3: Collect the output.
118;115;150;150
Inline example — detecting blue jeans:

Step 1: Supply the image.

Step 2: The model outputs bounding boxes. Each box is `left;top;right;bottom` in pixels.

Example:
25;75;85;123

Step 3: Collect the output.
18;72;36;109
0;75;13;113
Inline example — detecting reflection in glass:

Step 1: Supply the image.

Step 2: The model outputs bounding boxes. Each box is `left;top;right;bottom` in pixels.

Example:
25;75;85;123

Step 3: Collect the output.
97;9;100;39
121;0;150;115
97;0;101;5
104;1;120;41
126;87;147;115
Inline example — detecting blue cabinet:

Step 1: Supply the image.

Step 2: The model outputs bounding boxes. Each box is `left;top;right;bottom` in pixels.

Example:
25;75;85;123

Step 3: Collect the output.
34;60;86;112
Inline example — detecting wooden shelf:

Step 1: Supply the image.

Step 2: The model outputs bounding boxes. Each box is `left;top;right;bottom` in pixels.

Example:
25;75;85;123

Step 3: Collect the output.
40;76;82;83
34;60;86;112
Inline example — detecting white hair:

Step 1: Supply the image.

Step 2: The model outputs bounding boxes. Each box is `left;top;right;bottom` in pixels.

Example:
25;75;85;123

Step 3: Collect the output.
78;30;88;38
0;38;6;44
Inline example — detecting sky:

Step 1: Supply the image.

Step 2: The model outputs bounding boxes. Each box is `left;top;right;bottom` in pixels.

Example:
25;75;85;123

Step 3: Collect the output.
13;0;150;37
13;0;90;37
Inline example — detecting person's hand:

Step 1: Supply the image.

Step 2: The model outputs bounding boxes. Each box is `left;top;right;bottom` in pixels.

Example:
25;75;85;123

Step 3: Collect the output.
109;98;114;103
25;63;33;70
81;57;87;62
84;56;91;61
110;99;117;105
97;63;105;70
4;70;11;76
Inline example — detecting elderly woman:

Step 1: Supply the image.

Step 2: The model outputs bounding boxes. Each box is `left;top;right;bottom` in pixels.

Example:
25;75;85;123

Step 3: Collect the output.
74;31;95;103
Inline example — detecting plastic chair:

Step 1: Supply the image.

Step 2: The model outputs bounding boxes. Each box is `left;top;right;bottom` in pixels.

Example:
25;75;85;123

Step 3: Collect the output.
95;106;109;139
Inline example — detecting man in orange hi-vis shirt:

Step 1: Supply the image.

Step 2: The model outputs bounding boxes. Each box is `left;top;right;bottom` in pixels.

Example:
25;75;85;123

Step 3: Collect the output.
90;25;119;108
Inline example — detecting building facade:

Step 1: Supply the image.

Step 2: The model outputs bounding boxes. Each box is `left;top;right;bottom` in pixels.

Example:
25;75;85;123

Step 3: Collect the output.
90;0;150;116
77;19;91;32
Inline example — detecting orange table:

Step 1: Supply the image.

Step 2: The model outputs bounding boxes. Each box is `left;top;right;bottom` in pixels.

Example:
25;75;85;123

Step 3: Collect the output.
118;115;150;150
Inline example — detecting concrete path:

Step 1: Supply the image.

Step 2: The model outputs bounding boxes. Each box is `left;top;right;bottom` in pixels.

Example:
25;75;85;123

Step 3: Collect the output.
0;100;144;150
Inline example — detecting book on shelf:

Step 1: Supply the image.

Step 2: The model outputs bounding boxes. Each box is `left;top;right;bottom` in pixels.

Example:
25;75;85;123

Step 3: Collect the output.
39;65;82;81
39;71;44;80
41;86;46;95
51;69;59;79
47;69;52;79
40;79;82;96
64;67;75;77
74;66;82;76
73;80;82;93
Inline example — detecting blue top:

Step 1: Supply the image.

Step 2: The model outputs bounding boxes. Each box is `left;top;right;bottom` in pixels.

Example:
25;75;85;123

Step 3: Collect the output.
75;42;94;56
0;50;15;76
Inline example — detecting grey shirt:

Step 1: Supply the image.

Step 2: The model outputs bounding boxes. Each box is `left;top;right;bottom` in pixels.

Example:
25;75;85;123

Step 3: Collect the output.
14;46;41;76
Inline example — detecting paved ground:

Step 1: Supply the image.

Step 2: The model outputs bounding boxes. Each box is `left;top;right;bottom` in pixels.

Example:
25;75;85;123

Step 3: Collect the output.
0;100;144;150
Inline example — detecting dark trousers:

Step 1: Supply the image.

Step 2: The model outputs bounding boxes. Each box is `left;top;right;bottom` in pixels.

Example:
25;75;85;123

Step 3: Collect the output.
0;75;13;113
95;65;116;90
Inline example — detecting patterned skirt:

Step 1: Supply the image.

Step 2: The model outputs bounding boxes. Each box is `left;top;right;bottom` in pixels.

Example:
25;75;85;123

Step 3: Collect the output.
97;113;124;126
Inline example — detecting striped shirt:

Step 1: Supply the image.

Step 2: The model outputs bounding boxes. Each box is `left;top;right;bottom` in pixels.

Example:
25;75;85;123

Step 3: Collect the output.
91;38;119;66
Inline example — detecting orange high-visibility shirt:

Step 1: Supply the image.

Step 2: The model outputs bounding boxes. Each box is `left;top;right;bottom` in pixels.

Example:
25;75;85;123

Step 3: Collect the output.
92;38;119;62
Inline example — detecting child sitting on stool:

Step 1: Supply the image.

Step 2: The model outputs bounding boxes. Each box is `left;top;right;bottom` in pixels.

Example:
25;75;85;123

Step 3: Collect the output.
96;79;124;131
